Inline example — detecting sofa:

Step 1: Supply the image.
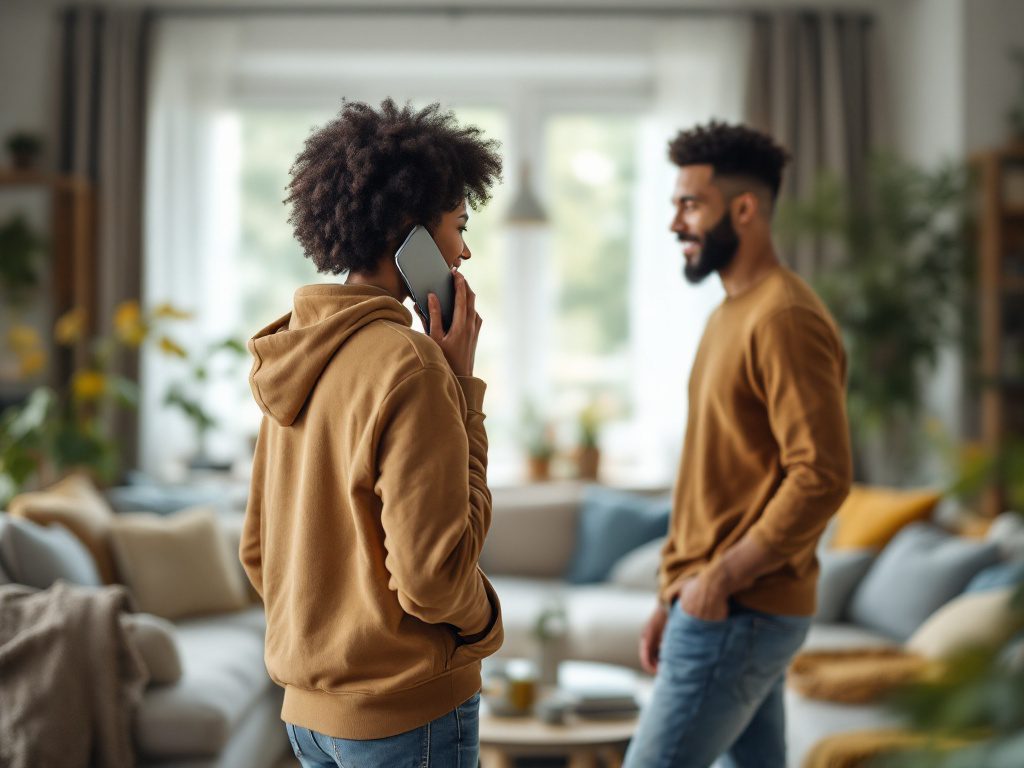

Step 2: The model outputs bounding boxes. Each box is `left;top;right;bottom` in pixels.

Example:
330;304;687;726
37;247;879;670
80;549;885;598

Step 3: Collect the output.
0;494;289;768
3;475;1021;768
478;483;1024;768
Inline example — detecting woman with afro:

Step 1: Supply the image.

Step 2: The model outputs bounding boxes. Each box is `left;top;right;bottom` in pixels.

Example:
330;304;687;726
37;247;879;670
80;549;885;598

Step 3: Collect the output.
240;99;504;767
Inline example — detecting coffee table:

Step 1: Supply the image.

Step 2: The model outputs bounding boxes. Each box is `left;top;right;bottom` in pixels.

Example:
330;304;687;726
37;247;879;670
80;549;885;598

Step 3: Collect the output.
479;661;651;768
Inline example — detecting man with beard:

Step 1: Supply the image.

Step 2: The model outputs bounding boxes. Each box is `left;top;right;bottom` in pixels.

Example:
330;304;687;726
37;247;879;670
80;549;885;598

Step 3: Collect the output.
623;122;852;768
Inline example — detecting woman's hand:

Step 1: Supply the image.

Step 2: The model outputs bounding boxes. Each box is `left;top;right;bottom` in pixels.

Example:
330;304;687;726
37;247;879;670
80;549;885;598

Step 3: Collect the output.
427;269;482;378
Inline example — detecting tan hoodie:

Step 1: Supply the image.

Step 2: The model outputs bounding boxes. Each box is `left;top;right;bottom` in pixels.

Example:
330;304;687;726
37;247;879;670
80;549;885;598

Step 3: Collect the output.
240;283;503;740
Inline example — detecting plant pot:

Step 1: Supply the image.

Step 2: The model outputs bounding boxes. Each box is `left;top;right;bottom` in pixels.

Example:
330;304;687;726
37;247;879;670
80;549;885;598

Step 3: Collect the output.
575;446;600;481
527;455;551;483
10;151;39;171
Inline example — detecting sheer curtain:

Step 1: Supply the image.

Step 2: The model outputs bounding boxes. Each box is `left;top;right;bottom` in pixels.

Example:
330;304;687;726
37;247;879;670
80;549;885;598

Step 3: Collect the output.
140;11;750;484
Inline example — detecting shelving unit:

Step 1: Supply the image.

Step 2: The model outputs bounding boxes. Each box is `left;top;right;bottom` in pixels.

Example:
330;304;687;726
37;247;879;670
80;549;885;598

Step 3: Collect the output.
0;170;95;387
974;145;1024;516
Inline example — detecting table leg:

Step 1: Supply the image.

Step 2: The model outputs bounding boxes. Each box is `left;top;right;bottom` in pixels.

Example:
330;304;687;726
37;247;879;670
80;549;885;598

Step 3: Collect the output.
600;746;625;768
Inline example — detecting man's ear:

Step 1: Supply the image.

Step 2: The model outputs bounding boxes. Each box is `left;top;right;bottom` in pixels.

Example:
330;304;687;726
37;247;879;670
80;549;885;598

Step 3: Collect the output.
731;191;760;226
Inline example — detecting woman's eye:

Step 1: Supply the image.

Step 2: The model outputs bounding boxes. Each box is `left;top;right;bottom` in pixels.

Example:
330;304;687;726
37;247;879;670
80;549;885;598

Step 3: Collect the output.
459;227;468;234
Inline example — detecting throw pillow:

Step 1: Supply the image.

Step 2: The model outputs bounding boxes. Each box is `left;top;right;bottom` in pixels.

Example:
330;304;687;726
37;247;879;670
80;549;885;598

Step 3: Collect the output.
814;548;876;623
110;506;248;620
121;612;183;685
848;523;1001;640
8;473;118;583
830;484;941;550
907;588;1020;660
565;487;671;584
0;515;103;589
608;536;666;591
965;560;1024;593
986;511;1024;561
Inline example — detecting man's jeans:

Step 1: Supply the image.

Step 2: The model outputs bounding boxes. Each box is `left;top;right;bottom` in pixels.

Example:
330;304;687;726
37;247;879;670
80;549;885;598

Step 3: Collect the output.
624;600;810;768
285;691;480;768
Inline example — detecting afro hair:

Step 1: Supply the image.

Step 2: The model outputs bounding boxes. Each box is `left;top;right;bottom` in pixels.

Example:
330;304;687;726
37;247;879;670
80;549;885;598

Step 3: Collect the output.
286;99;502;274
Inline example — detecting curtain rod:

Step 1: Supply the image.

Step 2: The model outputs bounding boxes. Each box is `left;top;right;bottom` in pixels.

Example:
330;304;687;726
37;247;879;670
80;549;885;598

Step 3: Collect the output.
150;4;875;20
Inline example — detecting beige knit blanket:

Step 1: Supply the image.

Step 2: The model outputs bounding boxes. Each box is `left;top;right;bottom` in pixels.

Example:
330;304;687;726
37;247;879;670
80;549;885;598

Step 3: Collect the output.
0;581;149;768
788;648;931;704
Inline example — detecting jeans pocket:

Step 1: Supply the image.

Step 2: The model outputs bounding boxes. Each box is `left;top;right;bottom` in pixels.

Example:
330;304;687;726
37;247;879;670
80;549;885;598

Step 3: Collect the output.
737;616;809;703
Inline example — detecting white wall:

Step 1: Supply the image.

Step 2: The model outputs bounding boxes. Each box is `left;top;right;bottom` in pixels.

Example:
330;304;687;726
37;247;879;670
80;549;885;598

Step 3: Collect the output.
964;0;1024;151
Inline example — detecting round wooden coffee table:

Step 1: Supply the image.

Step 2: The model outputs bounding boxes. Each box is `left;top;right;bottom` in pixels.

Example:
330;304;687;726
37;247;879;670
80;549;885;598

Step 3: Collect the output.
479;661;650;768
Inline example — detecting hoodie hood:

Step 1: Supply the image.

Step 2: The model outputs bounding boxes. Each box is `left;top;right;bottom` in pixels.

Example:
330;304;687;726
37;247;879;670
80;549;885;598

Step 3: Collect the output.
248;284;412;426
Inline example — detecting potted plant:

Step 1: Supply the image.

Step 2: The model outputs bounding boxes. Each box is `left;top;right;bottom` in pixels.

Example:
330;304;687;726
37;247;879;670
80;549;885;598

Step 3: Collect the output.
776;155;971;483
532;597;569;687
522;401;556;482
0;302;191;505
5;131;43;170
163;336;247;470
575;401;602;481
0;214;45;305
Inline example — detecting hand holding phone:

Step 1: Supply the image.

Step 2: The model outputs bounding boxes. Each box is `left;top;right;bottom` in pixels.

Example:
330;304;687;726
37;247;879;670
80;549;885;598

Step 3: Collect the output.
426;270;482;378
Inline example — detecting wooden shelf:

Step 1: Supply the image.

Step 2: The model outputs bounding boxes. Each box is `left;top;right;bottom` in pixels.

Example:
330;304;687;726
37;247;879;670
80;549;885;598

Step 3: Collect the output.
1004;205;1024;219
0;169;89;191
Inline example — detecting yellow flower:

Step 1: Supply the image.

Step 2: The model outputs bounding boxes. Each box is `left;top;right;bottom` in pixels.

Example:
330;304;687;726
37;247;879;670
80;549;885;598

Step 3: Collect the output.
152;302;194;320
55;308;87;345
18;349;46;377
7;325;42;354
158;336;187;358
114;300;148;346
72;370;107;401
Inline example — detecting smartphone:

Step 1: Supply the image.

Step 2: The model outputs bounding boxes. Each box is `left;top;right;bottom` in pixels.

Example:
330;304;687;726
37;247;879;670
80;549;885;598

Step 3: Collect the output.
394;225;455;335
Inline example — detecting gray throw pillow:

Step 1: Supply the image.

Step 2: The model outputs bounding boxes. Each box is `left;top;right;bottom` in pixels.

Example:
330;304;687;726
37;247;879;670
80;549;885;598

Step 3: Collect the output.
0;515;103;589
848;523;1001;640
121;612;183;685
608;537;665;591
814;548;876;623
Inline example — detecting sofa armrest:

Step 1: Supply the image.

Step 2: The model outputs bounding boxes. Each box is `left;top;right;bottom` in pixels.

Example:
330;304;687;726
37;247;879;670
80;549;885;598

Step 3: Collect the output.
480;483;584;578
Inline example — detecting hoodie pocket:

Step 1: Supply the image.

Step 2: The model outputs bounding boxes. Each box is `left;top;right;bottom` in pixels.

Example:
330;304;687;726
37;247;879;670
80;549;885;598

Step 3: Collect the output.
451;573;504;667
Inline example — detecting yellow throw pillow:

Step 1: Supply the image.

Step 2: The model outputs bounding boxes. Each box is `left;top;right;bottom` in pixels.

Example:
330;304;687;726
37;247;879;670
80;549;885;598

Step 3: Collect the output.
907;588;1020;660
8;473;118;583
830;485;942;550
110;506;248;621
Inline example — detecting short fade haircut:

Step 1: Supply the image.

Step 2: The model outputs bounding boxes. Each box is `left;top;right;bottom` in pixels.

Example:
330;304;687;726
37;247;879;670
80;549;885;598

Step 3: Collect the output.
286;99;502;274
668;120;791;202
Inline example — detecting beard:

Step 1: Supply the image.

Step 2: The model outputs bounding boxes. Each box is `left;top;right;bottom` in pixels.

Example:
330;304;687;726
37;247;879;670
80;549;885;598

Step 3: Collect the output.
681;210;740;284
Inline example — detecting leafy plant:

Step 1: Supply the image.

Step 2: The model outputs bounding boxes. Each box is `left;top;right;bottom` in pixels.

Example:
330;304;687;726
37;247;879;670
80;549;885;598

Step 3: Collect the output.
521;400;556;461
0;214;45;303
0;302;189;505
578;400;601;451
162;337;247;460
776;156;971;478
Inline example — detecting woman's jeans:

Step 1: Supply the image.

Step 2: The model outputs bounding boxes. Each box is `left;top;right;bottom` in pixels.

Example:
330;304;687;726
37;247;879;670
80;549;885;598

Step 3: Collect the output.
623;600;810;768
285;691;480;768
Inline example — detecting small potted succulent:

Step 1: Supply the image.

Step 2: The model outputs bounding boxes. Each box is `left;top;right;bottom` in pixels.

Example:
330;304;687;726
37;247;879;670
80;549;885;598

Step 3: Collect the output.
6;131;43;170
574;401;602;481
522;401;556;483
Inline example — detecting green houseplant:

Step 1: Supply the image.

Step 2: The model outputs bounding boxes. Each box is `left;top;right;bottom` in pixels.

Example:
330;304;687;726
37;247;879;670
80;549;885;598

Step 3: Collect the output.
0;302;190;505
776;155;972;482
5;131;43;170
0;214;45;305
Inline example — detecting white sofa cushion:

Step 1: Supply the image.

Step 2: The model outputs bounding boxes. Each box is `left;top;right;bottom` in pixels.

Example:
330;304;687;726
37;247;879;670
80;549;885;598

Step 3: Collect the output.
134;607;269;758
481;484;582;578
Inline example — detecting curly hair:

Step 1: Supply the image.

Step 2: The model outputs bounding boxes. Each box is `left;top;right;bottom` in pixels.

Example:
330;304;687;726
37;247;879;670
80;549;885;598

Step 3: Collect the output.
286;99;503;274
668;121;791;201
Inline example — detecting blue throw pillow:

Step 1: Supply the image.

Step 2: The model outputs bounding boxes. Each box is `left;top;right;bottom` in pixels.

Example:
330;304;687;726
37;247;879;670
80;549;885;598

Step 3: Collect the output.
565;486;671;584
848;523;1001;641
966;559;1024;593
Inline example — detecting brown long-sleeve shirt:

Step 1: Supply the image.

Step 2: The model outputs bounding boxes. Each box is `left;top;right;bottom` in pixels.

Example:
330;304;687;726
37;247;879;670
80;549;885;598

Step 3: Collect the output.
659;265;852;616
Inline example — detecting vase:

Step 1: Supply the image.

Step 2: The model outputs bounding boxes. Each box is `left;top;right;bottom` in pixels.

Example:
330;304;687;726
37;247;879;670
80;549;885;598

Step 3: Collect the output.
575;446;600;481
527;455;551;483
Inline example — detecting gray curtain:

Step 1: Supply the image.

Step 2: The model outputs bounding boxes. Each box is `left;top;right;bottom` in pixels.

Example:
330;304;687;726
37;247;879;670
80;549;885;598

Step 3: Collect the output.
57;5;152;471
746;11;885;276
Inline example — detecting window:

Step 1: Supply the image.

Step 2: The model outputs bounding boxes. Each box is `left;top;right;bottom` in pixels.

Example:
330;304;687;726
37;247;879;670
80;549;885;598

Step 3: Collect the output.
143;13;746;485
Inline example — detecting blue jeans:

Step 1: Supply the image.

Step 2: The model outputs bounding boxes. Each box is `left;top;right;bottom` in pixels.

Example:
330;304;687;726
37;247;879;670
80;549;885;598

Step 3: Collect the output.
285;692;480;768
623;600;810;768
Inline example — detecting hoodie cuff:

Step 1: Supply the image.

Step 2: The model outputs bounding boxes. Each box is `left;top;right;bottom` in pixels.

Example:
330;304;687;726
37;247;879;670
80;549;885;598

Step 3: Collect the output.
456;376;487;412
